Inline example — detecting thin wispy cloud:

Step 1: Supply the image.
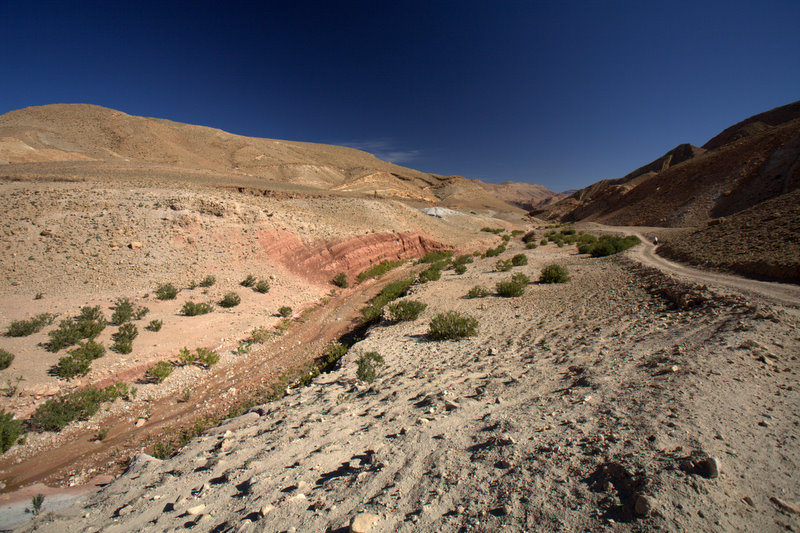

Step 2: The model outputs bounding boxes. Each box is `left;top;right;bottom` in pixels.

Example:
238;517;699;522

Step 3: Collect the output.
333;139;421;164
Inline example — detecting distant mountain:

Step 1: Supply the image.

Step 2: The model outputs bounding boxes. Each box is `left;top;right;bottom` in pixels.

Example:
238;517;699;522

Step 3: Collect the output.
473;180;565;210
533;100;800;227
0;104;543;212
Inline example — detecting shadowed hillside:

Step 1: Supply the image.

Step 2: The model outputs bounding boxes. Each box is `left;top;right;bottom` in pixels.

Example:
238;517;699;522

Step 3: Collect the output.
534;100;800;227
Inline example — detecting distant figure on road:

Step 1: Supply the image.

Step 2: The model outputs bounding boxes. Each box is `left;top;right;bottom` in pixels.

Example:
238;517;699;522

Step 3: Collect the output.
653;236;659;245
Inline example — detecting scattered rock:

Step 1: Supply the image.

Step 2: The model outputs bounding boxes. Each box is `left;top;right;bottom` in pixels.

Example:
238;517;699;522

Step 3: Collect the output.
187;503;206;515
771;497;800;515
350;512;380;533
695;456;720;479
634;494;654;516
128;241;143;249
135;418;147;427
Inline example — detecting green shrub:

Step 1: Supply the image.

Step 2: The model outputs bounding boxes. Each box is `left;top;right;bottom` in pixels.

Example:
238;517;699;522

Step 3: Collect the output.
219;292;241;308
526;242;537;249
466;285;489;299
71;340;105;360
454;264;467;275
182;301;213;316
29;386;117;432
53;352;93;379
254;280;270;293
155;283;179;300
480;227;504;234
419;250;453;264
539;264;570;283
511;272;530;285
501;234;511;242
199;275;216;288
47;319;83;352
278;306;293;317
417;265;442;283
75;309;106;340
111;323;138;354
357;259;403;283
511;254;528;266
111;298;134;325
356;352;384;383
250;326;271;343
177;347;195;366
582;235;641;257
484;244;506;257
196;347;219;368
1;410;23;453
495;259;513;272
386;300;427;322
511;230;524;237
496;279;526;297
240;274;256;287
453;254;474;267
6;313;56;337
540;239;548;245
332;272;349;288
146;361;173;383
145;319;162;332
361;277;415;324
428;311;479;340
0;349;14;371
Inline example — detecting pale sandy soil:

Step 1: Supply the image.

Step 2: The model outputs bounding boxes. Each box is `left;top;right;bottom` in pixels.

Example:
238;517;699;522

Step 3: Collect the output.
11;236;799;532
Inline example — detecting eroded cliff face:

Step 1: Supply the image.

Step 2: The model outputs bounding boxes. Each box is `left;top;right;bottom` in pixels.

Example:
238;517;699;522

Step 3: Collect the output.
255;230;448;283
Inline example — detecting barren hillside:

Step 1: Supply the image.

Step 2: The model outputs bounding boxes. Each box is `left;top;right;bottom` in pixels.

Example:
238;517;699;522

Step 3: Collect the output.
535;100;800;227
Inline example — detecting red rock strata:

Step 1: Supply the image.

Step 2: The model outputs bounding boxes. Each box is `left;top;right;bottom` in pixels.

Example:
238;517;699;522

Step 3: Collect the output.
255;230;448;283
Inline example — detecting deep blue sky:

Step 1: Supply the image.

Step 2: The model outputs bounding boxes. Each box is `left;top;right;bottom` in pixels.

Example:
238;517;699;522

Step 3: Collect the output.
1;1;798;191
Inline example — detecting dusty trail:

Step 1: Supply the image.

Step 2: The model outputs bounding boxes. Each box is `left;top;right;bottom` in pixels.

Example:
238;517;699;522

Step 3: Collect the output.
590;223;800;307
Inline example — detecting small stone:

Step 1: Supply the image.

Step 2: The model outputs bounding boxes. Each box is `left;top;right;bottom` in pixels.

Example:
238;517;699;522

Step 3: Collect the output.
128;241;143;249
187;504;205;515
635;494;654;516
696;456;720;479
670;365;679;373
288;493;307;502
260;503;275;516
135;418;147;427
350;512;380;533
743;496;755;507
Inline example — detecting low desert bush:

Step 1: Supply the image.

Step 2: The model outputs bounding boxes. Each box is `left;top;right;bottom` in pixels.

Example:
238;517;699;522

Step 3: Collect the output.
511;229;524;237
332;272;349;288
6;313;56;337
146;361;173;383
466;285;489;299
112;298;148;325
526;242;537;249
0;349;14;371
199;275;216;288
417;264;442;283
511;254;528;266
278;306;293;317
356;352;384;384
219;292;241;308
539;264;570;283
254;280;270;293
480;227;504;234
47;309;106;353
182;301;213;316
495;259;513;272
250;326;271;343
540;239;548;245
240;274;256;287
1;410;23;453
578;234;640;256
419;250;453;264
155;283;179;300
29;386;118;432
177;347;195;366
357;259;403;283
453;254;474;267
386;300;427;322
496;273;529;297
361;277;415;324
454;264;467;275
112;323;138;354
483;244;506;257
427;311;479;340
195;347;220;368
145;319;163;332
53;352;92;379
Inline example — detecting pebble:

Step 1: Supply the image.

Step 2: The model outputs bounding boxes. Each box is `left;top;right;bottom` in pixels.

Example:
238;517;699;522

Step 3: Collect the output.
187;504;206;515
350;512;380;532
635;494;654;516
696;456;720;479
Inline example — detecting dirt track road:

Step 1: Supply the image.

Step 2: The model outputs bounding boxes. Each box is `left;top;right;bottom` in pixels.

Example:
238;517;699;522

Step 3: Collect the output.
589;223;800;307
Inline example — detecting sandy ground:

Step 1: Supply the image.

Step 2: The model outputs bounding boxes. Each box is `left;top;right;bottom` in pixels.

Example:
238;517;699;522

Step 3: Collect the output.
10;236;799;532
